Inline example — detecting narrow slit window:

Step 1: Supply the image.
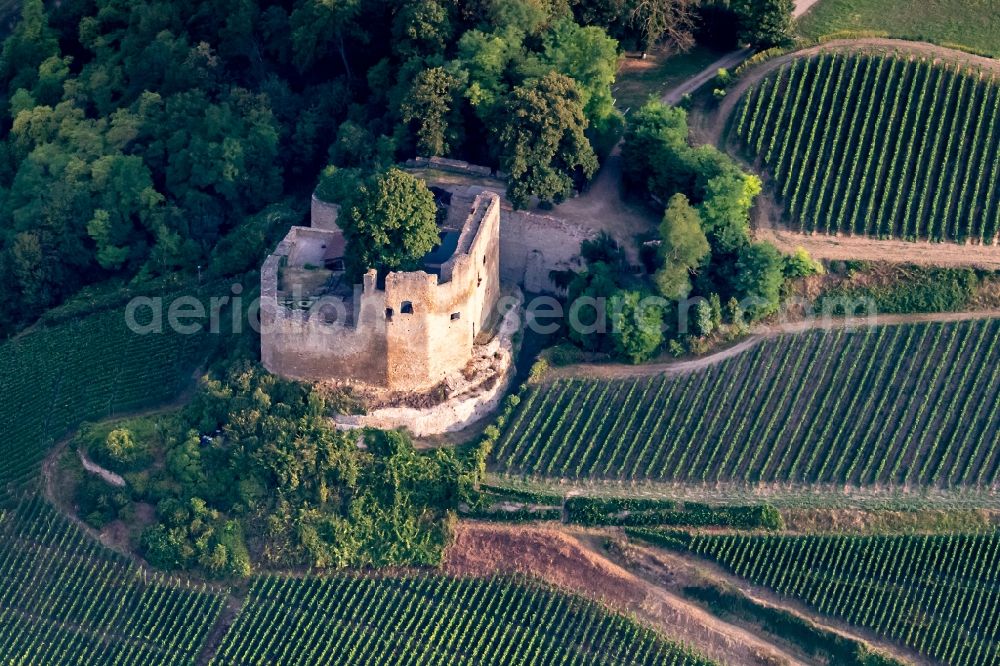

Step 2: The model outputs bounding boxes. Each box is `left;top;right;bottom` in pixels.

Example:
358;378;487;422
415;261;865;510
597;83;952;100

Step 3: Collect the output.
385;308;394;320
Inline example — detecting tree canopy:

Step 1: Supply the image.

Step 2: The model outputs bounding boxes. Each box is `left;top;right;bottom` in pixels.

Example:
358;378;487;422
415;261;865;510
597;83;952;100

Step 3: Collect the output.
341;168;440;279
655;193;709;299
0;0;629;336
111;359;464;574
732;0;794;48
497;72;599;208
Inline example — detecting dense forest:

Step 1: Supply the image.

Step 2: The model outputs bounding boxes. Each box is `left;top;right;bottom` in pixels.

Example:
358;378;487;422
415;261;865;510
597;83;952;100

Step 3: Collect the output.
0;0;762;336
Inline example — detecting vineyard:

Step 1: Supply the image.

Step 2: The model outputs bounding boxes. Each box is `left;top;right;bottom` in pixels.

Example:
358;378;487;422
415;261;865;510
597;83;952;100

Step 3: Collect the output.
212;574;711;665
689;531;1000;665
493;318;1000;486
0;498;225;664
733;53;1000;243
0;307;210;496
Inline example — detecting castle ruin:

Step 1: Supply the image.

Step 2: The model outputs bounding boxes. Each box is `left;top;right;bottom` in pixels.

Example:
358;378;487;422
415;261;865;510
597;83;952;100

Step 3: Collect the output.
261;188;502;392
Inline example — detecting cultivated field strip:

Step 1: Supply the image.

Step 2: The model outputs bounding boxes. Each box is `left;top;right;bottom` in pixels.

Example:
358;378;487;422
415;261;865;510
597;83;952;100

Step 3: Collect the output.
0;309;208;496
0;498;224;665
212;575;713;666
494;318;1000;486
735;54;1000;243
691;532;1000;665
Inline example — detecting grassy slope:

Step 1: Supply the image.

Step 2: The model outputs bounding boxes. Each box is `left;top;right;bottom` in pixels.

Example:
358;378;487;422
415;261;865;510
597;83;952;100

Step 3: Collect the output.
614;45;728;113
797;0;1000;57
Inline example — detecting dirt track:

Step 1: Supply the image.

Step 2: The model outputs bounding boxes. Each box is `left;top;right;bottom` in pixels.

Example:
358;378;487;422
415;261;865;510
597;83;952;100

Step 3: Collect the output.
547;308;1000;380
661;48;753;105
445;522;808;665
793;0;822;18
694;38;1000;268
607;536;929;666
446;522;921;665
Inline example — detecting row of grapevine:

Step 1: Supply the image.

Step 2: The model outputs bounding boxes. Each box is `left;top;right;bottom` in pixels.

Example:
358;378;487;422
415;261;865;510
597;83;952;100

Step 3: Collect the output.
0;498;225;665
493;318;1000;487
0;304;212;496
212;574;714;665
689;532;1000;665
735;53;1000;243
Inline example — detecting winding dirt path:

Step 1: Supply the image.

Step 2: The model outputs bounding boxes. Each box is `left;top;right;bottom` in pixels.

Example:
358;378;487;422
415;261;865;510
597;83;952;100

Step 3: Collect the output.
793;0;823;18
543;45;760;258
661;48;753;105
77;449;126;487
606;536;927;666
547;308;1000;380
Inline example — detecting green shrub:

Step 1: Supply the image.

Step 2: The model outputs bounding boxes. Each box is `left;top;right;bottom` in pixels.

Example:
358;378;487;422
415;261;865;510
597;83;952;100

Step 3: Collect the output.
566;497;782;529
817;267;978;315
76;476;130;529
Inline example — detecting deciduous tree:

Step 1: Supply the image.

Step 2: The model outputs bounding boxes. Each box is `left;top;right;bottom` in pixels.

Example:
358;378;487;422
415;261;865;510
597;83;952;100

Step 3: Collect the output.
629;0;697;52
497;72;598;208
401;66;465;157
611;289;664;363
733;241;784;318
342;168;439;277
731;0;794;48
654;193;709;299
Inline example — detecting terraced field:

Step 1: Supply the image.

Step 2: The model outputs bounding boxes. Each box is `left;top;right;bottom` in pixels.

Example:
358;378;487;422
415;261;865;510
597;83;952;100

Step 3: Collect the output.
0;503;710;666
0;307;210;496
0;301;714;666
689;531;1000;665
213;574;711;666
0;499;225;665
734;54;1000;242
493;318;1000;486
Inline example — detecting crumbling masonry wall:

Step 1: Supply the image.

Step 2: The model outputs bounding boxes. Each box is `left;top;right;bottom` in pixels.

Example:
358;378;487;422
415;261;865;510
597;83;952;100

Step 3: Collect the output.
261;192;502;392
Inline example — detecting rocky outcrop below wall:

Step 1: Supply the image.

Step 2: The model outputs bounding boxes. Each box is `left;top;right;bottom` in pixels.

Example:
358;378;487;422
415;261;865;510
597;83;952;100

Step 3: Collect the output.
333;291;522;437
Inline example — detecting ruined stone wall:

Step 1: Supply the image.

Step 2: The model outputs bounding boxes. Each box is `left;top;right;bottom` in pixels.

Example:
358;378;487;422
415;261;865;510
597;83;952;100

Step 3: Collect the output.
415;180;596;296
310;195;341;231
498;209;593;294
261;260;390;385
383;193;501;390
261;193;502;392
403;156;494;178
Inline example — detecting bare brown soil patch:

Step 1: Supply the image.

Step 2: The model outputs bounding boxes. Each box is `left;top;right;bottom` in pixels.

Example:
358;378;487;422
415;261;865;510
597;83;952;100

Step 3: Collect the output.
445;522;806;665
444;523;640;605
